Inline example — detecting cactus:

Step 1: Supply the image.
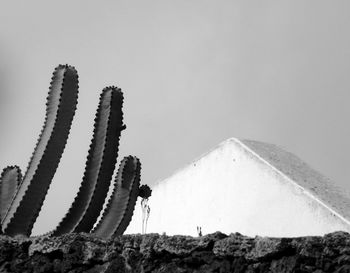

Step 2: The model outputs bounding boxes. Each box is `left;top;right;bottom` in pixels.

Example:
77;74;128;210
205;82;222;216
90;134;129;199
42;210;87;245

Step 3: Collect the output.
0;64;151;239
1;65;79;236
52;87;125;236
93;156;141;238
0;166;22;222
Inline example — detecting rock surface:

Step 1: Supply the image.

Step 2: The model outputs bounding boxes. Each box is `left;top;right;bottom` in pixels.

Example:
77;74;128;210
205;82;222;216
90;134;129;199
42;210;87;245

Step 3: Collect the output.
0;231;350;272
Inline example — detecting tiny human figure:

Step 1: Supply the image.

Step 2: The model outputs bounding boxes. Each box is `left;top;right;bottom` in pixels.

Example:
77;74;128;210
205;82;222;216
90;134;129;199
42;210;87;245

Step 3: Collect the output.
197;226;202;237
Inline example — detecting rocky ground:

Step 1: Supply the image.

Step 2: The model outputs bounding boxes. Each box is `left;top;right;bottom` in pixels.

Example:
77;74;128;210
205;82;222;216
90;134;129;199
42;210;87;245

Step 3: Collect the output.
0;231;349;272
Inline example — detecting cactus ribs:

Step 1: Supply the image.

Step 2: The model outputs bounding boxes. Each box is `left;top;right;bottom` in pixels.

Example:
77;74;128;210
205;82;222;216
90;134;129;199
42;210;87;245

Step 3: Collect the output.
0;64;151;238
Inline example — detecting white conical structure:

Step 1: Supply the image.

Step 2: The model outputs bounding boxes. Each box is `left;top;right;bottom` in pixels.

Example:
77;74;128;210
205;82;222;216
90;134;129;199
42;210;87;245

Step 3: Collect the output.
126;138;350;237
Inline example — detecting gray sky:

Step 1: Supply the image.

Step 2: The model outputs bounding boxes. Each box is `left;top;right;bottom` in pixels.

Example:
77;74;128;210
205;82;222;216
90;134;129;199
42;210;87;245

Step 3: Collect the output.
1;0;350;235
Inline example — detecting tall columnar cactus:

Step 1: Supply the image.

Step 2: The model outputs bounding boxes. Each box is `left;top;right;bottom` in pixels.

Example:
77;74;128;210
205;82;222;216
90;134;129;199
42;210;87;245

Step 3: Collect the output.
0;166;22;222
0;64;151;238
52;87;125;236
93;156;142;238
1;65;79;236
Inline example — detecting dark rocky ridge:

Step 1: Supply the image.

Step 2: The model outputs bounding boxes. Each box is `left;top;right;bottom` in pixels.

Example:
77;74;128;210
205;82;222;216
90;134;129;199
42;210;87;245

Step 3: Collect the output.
0;231;349;272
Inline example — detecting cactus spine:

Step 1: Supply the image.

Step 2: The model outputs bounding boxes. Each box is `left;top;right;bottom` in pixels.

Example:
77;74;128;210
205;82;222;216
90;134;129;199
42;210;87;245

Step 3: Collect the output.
1;65;79;236
52;87;125;236
93;156;141;238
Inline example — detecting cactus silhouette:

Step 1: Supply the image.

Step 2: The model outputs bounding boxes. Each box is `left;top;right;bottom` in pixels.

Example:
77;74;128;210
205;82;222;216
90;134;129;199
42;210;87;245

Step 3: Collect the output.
1;65;79;236
52;87;125;236
93;156;142;238
0;166;22;222
0;64;151;238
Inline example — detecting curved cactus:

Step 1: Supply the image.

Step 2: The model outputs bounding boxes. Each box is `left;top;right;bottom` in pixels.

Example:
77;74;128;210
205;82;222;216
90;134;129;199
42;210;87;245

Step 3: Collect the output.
1;64;151;238
0;166;22;222
92;156;142;238
52;87;125;236
1;65;79;236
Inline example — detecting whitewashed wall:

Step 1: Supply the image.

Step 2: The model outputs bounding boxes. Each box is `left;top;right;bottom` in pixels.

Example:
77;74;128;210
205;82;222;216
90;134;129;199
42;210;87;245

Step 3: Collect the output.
126;138;350;237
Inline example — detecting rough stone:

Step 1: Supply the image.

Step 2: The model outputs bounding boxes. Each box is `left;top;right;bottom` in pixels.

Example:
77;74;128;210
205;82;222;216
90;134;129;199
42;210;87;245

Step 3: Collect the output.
0;231;349;272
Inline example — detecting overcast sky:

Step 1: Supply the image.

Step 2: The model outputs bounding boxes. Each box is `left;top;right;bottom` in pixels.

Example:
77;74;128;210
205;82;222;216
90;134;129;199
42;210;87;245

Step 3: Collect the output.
1;1;350;235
